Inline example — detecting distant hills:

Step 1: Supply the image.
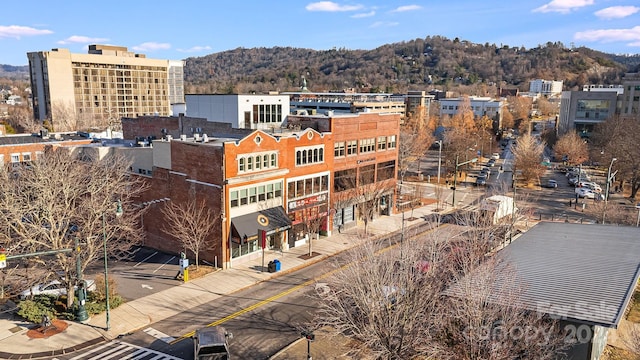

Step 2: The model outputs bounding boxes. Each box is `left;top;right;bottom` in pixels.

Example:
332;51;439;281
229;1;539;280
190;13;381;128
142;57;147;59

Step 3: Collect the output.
182;37;640;94
4;36;640;94
0;65;29;80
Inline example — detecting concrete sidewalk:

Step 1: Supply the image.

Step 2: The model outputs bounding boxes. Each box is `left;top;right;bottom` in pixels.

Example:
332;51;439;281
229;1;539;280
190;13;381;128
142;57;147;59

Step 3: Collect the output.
0;183;464;359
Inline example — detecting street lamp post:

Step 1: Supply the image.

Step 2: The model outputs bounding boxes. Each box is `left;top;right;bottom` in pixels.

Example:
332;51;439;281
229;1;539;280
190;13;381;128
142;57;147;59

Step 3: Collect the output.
636;203;640;227
436;140;442;187
103;200;123;331
75;236;88;322
602;158;617;225
452;155;477;208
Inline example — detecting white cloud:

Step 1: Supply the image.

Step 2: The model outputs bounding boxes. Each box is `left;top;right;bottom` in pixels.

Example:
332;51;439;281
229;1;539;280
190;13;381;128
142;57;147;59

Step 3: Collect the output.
533;0;594;14
177;45;212;53
57;35;109;45
574;26;640;46
0;25;53;39
351;10;375;18
391;5;422;13
370;21;399;28
305;1;363;12
132;42;171;52
594;6;639;20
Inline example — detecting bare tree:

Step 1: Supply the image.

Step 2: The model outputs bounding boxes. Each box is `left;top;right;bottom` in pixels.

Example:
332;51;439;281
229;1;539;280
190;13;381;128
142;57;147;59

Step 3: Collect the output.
591;115;640;199
315;222;569;360
356;164;395;236
507;96;533;133
160;198;218;270
398;123;434;182
50;100;79;132
536;97;557;117
512;132;545;185
6;105;39;133
553;132;588;165
501;109;515;130
300;205;325;256
0;148;146;308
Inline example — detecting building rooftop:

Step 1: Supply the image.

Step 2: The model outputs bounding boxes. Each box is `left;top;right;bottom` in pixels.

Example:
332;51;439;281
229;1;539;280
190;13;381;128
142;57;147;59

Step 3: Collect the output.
495;222;640;327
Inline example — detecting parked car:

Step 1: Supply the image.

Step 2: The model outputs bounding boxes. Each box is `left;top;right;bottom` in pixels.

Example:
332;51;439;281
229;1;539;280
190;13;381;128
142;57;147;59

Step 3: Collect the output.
575;187;600;199
481;167;491;177
19;279;96;300
487;159;496;167
587;183;602;193
476;175;487;186
544;179;558;188
491;153;500;160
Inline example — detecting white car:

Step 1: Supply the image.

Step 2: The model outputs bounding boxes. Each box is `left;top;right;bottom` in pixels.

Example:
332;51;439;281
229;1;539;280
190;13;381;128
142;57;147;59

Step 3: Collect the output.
575;187;602;199
491;153;500;160
19;279;96;300
587;183;602;193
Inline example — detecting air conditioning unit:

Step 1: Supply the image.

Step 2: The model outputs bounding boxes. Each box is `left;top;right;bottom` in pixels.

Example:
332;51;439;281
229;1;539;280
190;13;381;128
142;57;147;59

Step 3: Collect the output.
180;134;187;141
194;133;201;141
202;134;209;142
166;134;173;141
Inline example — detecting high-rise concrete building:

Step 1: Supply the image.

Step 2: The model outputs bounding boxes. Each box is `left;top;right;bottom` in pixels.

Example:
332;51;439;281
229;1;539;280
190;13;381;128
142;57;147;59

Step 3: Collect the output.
27;45;184;131
621;72;640;116
529;79;563;96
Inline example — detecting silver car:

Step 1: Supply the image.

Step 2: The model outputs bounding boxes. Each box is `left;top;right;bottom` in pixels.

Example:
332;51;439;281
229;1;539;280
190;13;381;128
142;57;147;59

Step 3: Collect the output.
19;280;96;300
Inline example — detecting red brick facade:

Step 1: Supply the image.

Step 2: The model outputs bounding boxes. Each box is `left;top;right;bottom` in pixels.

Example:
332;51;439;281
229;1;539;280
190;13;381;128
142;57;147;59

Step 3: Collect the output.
132;112;399;269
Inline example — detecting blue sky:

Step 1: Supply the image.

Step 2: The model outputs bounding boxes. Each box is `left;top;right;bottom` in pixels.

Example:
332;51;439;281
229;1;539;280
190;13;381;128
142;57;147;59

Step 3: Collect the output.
1;0;639;66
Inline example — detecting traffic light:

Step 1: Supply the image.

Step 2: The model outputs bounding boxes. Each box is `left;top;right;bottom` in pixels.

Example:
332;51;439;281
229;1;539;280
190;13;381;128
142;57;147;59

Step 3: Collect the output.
301;331;315;341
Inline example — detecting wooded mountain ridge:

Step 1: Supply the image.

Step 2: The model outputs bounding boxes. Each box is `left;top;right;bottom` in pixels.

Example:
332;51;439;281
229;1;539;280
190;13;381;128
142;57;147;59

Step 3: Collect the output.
3;36;640;95
183;36;640;95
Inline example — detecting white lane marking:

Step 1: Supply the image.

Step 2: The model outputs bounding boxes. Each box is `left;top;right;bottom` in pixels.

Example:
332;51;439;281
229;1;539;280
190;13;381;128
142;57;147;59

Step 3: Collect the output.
134;251;158;267
143;327;177;343
141;284;153;290
153;255;176;273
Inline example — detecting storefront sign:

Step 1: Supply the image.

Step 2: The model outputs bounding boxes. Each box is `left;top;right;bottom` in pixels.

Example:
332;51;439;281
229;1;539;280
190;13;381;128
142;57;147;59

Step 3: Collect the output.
288;193;327;211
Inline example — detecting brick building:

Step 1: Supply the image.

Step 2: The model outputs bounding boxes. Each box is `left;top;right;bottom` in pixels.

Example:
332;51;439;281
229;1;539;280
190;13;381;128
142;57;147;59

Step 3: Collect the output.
0;127;93;166
129;119;332;268
286;112;400;231
126;111;399;269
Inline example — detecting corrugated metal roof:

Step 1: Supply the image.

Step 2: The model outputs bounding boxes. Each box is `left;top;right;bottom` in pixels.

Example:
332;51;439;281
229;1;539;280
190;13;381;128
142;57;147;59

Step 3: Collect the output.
497;222;640;327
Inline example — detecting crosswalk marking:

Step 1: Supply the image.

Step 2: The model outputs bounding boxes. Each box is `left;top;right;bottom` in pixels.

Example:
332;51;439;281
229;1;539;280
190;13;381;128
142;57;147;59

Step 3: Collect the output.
68;340;181;360
143;327;176;343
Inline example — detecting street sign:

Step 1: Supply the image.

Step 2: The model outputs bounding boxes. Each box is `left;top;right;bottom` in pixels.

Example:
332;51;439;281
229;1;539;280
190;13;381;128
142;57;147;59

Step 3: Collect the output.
0;253;6;269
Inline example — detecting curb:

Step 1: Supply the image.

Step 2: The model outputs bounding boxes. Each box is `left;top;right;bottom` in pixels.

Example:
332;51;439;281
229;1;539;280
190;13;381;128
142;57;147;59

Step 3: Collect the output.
268;336;307;360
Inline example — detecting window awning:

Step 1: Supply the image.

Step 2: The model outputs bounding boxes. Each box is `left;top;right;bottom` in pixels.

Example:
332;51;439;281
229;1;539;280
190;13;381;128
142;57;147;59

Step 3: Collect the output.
231;207;292;242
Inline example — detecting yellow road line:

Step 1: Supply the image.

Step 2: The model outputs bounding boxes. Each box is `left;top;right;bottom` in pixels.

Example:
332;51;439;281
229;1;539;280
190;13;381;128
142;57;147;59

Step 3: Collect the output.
170;266;342;345
170;223;445;345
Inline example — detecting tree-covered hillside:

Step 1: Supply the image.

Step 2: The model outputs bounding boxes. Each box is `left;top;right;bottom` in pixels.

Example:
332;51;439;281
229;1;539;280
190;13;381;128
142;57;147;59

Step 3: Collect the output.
183;36;640;94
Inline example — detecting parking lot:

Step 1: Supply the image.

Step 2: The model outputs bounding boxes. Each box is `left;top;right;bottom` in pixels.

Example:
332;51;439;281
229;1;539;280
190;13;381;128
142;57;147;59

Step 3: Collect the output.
85;246;183;301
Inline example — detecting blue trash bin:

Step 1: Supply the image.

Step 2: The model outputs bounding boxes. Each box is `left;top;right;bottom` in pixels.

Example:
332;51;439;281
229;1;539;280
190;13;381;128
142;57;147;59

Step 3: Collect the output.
273;259;281;272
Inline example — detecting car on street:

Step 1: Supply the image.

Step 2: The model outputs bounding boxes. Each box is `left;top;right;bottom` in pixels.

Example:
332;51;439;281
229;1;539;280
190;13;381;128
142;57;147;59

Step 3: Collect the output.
543;179;558;188
487;159;496;167
19;279;96;300
491;153;500;160
481;167;491;177
476;175;487;186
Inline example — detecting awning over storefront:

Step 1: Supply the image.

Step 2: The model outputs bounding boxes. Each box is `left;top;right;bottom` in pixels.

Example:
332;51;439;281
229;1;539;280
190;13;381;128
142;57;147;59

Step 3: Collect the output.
231;207;292;242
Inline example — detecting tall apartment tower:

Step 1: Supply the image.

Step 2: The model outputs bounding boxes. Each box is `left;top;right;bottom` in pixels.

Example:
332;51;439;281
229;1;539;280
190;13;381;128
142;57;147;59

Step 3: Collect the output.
27;45;184;131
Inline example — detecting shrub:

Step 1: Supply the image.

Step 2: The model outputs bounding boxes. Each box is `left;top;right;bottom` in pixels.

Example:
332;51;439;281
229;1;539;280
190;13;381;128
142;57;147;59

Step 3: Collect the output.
17;296;55;323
